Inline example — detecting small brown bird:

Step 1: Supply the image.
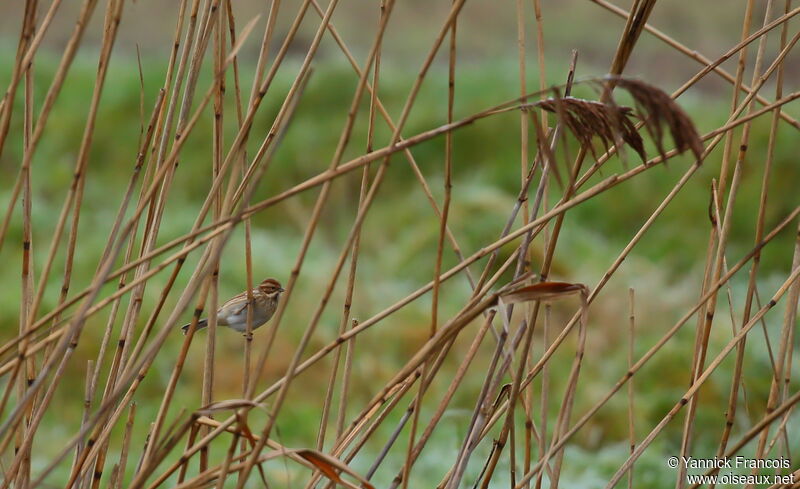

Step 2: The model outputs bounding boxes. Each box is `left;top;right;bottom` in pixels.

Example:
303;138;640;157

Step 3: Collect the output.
181;278;284;335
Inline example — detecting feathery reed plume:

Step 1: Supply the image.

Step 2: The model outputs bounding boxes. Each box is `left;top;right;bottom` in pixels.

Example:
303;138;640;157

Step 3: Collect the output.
533;78;704;163
611;77;705;161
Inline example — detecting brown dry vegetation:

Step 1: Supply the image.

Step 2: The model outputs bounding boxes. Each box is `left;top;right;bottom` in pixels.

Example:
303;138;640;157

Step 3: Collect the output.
0;0;799;488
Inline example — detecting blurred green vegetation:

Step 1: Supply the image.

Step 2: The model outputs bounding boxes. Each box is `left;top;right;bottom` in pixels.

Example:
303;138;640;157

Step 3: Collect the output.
1;44;799;487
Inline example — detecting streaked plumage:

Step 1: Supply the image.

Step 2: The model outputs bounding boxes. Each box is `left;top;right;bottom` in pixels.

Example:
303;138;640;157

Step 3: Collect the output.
181;278;284;334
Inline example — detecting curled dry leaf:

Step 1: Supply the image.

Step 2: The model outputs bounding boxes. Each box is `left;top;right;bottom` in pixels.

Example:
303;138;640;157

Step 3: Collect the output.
295;449;375;489
500;281;588;305
192;416;372;489
492;383;512;411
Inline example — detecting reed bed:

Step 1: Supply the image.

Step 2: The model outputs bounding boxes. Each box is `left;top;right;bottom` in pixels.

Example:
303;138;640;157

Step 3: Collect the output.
0;0;798;488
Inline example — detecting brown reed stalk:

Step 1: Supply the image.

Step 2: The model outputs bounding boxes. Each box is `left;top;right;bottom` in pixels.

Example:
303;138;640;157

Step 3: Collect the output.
111;402;137;489
2;83;784;392
533;304;552;489
608;0;657;78
0;0;101;299
198;0;227;475
219;0;260;480
678;5;754;483
771;2;796;461
314;2;388;470
304;0;478;295
0;0;63;165
511;204;800;489
0;1;122;483
627;289;636;489
131;0;225;468
400;4;458;488
591;0;800;129
716;0;793;468
76;359;96;489
605;249;800;489
19;21;261;486
334;252;525;489
543;291;588;489
517;2;532;481
12;2;39;487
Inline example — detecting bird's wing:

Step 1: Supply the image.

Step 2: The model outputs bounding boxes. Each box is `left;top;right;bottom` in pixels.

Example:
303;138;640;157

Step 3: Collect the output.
232;301;250;315
221;291;255;316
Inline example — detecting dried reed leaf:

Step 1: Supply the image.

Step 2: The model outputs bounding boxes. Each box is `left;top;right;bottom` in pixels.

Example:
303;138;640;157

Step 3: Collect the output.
295;449;375;489
236;414;258;445
500;281;588;304
499;271;538;293
492;383;512;411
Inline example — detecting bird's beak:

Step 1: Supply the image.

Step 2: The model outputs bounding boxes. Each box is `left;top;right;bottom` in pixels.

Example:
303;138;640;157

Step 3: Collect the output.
279;287;285;292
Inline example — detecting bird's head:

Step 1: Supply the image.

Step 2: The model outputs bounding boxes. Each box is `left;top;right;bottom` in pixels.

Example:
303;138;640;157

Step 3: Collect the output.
259;278;285;298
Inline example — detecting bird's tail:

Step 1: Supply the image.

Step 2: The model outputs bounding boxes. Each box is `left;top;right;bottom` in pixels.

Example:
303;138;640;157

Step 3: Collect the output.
181;318;208;335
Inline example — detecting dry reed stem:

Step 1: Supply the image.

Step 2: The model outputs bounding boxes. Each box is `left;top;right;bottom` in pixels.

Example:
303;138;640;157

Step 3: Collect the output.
304;0;478;294
608;0;657;80
315;2;388;473
715;0;793;471
4;78;790;365
627;289;635;489
0;0;64;161
605;241;800;489
399;4;459;489
234;0;400;484
313;8;387;485
511;204;800;489
0;0;100;255
676;0;757;479
591;0;800;129
16;19;263;486
0;82;798;398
